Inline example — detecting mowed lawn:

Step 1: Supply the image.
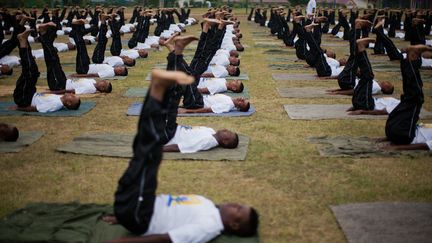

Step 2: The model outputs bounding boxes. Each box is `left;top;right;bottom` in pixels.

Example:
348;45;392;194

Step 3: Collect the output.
0;8;431;242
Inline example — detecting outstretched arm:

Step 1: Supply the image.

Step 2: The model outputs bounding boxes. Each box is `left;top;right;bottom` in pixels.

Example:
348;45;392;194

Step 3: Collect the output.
105;234;172;243
327;89;354;95
382;143;429;151
200;73;214;78
348;109;388;115
198;87;210;94
163;144;180;152
14;106;38;112
69;73;99;78
178;107;213;113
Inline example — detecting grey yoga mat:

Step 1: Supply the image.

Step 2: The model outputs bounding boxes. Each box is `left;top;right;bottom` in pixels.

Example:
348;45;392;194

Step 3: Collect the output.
273;73;336;81
330;202;432;243
0;131;44;153
57;133;250;161
127;102;256;117
0;101;96;117
284;104;432;120
145;73;250;81
308;136;431;158
123;87;250;98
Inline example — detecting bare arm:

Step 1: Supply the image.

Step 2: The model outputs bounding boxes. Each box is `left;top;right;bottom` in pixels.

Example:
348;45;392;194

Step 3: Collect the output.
198;87;210;94
383;143;429;151
16;106;38;112
328;89;354;95
200;73;214;78
178;107;213;113
47;89;75;94
163;144;180;152
105;234;172;243
69;73;99;78
348;109;388;115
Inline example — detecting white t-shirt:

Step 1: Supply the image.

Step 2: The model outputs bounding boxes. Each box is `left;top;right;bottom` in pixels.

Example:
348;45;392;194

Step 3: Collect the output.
120;23;134;33
326;57;340;68
374;97;400;113
145;194;224;243
166;126;219;153
355;78;382;95
121;49;140;59
206;65;229;78
54;42;69;52
203;94;235;113
31;93;64;113
210;54;230;67
66;78;97;94
32;49;44;59
330;66;344;77
103;56;124;67
0;55;20;67
411;126;432;150
422;57;432;68
83;35;96;44
198;78;227;95
306;0;317;15
215;49;230;59
87;64;115;78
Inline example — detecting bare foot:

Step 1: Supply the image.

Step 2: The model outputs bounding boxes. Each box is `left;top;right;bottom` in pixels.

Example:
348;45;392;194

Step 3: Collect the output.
315;16;327;23
374;17;385;30
38;22;56;35
174;35;198;55
406;45;432;61
162;32;179;52
72;19;86;25
412;18;425;27
150;69;194;101
356;38;375;53
17;29;33;48
293;15;305;23
203;18;221;25
355;19;372;29
101;215;118;224
304;23;318;32
100;14;111;22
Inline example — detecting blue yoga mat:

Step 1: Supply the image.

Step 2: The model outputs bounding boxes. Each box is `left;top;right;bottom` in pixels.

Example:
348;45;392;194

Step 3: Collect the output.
0;101;96;117
127;102;256;117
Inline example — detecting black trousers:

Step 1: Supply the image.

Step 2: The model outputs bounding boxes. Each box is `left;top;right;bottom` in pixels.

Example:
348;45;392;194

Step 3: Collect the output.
70;25;90;74
92;24;108;64
385;59;424;144
190;28;224;76
410;24;426;45
128;16;150;49
352;51;375;110
304;31;332;77
114;94;166;234
294;24;307;60
373;27;385;55
337;28;361;90
39;27;67;90
13;46;39;107
110;19;123;56
0;24;25;58
375;26;403;61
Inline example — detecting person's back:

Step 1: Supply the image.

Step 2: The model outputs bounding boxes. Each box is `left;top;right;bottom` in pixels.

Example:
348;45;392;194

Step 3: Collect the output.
146;194;224;242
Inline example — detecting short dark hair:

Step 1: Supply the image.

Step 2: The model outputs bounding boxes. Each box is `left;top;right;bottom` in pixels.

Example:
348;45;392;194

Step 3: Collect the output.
239;101;250;112
69;99;81;110
5;68;13;75
121;67;128;76
236;59;240;66
4;127;19;142
241;207;259;237
237;82;244;93
106;83;113;93
226;133;239;149
125;59;136;67
234;67;240;77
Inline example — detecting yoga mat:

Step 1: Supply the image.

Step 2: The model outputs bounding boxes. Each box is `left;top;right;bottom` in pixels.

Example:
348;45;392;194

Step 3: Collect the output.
308;136;431;157
266;57;299;62
0;131;44;153
0;202;259;243
57;133;250;161
277;87;395;99
264;49;292;54
331;202;432;243
145;73;250;81
254;42;282;47
127;102;256;117
0;101;96;117
0;85;49;97
284;104;432;120
123;87;250;98
269;63;311;70
273;73;336;81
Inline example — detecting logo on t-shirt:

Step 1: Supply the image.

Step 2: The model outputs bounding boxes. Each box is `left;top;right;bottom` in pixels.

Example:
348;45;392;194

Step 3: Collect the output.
167;195;202;206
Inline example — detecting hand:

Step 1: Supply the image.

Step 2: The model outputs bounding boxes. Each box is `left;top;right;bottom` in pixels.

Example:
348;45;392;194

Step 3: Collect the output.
8;105;17;110
346;106;355;111
348;110;363;115
178;108;187;114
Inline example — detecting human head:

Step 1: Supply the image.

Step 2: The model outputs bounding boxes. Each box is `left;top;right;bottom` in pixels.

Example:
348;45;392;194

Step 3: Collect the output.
230;50;239;57
1;64;13;75
122;56;136;66
215;129;239;148
338;58;347;66
226;80;243;93
67;42;76;50
379;81;394;94
0;123;19;142
219;203;259;237
233;97;250;112
62;93;81;110
228;65;240;76
235;43;244;52
95;80;112;93
114;66;128;76
326;49;336;59
229;56;240;66
138;49;149;58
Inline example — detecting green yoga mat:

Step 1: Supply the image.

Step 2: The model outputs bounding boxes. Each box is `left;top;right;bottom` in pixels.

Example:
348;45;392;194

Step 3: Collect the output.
57;133;250;161
0;101;96;117
268;63;311;70
0;131;44;153
145;73;250;81
123;87;250;98
263;49;292;54
0;202;259;243
308;136;431;158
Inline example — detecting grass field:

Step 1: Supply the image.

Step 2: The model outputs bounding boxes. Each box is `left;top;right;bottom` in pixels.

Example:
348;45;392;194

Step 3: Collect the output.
0;8;431;242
